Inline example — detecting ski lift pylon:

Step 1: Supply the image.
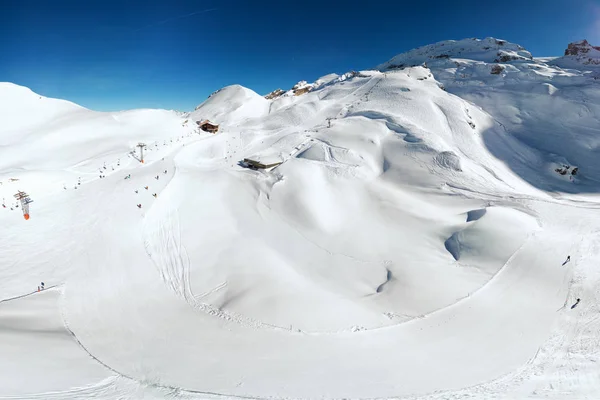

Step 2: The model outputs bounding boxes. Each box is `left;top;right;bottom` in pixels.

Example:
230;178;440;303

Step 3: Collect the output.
14;191;33;220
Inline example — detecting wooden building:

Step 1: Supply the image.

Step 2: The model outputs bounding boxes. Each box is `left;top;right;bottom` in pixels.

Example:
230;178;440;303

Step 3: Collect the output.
196;120;219;133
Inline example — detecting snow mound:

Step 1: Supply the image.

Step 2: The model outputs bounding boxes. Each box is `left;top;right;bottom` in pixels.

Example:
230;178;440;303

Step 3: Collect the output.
434;151;462;171
377;37;533;70
191;84;269;124
314;73;340;86
444;207;539;273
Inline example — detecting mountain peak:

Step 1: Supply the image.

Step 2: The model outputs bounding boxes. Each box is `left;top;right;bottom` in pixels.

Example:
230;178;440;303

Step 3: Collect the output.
564;39;600;57
550;39;600;70
377;37;533;71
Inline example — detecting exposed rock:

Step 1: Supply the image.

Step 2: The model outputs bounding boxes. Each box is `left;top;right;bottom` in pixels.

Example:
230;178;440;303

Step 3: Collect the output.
265;89;285;100
565;40;600;56
549;40;600;70
293;86;311;96
491;64;505;75
292;80;314;96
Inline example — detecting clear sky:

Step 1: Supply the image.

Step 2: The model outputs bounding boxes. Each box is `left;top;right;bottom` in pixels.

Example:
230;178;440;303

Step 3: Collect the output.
1;0;598;111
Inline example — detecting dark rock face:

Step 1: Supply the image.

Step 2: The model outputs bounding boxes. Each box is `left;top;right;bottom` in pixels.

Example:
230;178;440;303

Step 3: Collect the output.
565;40;600;56
491;64;504;75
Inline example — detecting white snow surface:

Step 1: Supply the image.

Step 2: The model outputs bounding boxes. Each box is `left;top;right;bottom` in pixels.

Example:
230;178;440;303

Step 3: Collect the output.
2;37;600;400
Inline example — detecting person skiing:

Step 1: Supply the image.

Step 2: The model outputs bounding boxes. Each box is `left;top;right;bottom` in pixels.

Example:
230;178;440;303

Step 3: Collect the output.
41;282;45;290
571;298;581;309
137;204;142;209
152;193;157;198
144;186;149;190
567;256;571;262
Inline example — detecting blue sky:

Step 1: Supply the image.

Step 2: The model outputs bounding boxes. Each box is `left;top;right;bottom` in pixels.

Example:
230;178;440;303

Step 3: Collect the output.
1;0;598;111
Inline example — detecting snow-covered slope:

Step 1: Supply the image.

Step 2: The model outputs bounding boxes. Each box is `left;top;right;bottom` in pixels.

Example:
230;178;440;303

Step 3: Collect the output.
2;38;600;400
378;39;600;193
191;84;269;125
377;37;533;70
0;82;84;141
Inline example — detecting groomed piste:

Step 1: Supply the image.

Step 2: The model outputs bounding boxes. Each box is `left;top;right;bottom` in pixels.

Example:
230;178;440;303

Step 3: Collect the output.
1;37;600;399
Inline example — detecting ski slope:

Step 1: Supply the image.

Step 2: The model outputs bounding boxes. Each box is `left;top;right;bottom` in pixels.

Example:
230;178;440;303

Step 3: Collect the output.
2;38;600;399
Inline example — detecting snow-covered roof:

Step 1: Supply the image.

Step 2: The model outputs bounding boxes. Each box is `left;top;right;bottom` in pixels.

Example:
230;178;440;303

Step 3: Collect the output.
198;119;218;126
244;153;284;166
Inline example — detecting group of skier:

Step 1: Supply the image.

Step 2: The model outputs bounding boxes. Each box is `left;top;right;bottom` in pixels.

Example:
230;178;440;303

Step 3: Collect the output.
129;167;168;209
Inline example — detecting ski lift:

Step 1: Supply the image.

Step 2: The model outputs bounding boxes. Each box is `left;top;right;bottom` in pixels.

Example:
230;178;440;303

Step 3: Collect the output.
14;191;33;220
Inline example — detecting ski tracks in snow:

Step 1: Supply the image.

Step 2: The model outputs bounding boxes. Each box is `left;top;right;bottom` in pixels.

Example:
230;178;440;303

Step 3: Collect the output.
144;211;194;303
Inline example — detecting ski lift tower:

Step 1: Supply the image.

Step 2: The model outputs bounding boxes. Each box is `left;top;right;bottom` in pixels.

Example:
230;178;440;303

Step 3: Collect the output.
137;142;147;164
14;191;33;220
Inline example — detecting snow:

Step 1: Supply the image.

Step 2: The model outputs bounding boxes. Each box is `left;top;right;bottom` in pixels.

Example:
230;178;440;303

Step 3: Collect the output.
376;37;533;71
190;84;269;125
2;37;600;399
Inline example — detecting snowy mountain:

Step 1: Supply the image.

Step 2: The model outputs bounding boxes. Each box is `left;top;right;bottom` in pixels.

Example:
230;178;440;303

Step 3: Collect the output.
2;38;600;400
549;39;600;70
377;37;533;69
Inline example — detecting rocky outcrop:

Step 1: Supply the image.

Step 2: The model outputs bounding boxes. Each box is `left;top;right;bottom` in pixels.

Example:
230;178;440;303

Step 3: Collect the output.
491;64;505;75
565;40;600;56
292;80;314;95
555;40;600;67
265;89;285;100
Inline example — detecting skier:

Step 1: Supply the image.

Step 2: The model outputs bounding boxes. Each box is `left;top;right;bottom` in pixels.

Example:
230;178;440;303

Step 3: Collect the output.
164;169;167;174
137;204;142;209
571;298;581;309
152;193;157;198
41;282;45;290
567;255;571;262
155;175;159;180
144;186;149;190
